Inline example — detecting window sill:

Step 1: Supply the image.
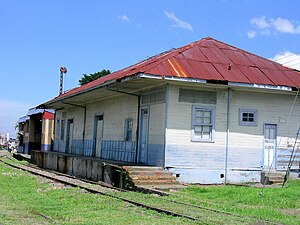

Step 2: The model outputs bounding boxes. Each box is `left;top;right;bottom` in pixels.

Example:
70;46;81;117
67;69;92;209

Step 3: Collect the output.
191;139;215;143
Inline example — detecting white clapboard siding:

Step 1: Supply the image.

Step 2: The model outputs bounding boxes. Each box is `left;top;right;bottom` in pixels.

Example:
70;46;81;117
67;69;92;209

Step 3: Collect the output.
85;95;138;140
165;84;300;183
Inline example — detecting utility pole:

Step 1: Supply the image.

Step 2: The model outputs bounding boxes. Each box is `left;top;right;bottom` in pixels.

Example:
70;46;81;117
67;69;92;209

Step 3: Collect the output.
59;66;67;95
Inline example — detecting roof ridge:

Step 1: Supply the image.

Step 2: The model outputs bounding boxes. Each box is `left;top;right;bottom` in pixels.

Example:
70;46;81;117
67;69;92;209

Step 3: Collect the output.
140;37;210;73
47;37;300;105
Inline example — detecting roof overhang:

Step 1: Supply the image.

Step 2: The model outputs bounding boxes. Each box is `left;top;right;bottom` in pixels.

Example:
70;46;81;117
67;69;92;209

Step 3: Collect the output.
44;74;168;110
44;72;299;110
18;116;29;123
140;73;296;93
228;82;292;91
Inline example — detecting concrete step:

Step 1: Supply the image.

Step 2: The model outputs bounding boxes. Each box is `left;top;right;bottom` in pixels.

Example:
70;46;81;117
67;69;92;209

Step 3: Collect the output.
268;176;284;181
131;175;175;181
123;165;181;188
270;179;284;184
268;174;284;178
261;171;285;185
123;166;163;172
134;179;179;186
139;184;187;190
127;171;173;177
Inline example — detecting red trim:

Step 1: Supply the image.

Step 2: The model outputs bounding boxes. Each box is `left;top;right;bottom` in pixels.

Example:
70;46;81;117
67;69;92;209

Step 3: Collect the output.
42;111;54;120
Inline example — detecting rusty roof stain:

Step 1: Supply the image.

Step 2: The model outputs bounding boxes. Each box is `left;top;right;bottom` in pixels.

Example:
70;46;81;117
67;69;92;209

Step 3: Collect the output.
48;37;300;103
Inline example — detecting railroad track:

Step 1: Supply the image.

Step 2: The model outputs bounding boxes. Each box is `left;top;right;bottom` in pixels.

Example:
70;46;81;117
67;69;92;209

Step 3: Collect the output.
0;155;282;225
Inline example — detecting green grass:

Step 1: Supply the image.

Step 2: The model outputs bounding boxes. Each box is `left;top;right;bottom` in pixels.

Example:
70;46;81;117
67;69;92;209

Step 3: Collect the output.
0;155;299;224
170;181;300;225
0;161;191;225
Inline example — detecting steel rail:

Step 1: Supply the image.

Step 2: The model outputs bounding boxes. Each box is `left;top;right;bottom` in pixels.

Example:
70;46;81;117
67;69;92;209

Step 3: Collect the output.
158;196;284;225
0;158;201;223
0;157;283;225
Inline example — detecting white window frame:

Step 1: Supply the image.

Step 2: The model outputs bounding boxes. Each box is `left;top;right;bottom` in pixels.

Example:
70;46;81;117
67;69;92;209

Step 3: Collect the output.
124;118;133;141
60;119;65;140
192;105;215;142
239;109;257;127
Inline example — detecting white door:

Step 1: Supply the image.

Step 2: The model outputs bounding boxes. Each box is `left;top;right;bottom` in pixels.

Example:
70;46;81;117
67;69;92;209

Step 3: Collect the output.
94;115;103;157
264;124;277;168
138;108;149;164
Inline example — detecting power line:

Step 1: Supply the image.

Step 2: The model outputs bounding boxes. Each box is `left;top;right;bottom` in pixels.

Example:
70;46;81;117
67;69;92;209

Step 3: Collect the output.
273;51;300;62
280;57;300;65
286;61;300;68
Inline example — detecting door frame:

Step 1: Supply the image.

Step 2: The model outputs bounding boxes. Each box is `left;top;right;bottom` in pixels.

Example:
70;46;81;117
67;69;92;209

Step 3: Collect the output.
263;123;277;169
65;119;74;154
138;106;150;164
93;114;104;157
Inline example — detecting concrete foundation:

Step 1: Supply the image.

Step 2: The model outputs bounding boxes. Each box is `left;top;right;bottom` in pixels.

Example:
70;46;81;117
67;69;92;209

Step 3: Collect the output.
31;150;130;187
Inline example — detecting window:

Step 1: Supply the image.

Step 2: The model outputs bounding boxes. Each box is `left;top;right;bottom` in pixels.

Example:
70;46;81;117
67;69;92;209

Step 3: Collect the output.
124;118;133;141
239;109;257;126
192;106;215;142
141;90;165;105
60;120;65;140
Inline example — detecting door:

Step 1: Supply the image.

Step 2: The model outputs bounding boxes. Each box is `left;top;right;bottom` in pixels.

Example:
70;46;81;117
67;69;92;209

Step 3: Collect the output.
138;107;149;164
264;124;277;168
65;119;74;154
93;115;103;157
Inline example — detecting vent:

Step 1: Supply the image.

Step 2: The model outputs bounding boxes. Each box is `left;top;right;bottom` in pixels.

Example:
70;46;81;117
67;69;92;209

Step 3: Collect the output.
179;89;217;104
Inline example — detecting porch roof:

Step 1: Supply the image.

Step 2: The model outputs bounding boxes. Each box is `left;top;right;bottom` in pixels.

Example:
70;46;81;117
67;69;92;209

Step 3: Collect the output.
45;37;300;105
18;116;29;123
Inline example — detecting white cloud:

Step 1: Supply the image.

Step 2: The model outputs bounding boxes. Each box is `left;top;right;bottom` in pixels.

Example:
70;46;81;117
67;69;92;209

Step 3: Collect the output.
165;11;193;31
0;99;31;137
247;30;256;38
118;14;130;23
250;16;270;29
270;17;300;34
270;51;300;71
248;16;300;38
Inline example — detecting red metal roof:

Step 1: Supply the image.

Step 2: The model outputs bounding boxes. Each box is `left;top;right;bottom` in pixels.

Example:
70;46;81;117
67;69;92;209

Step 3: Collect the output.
49;37;300;103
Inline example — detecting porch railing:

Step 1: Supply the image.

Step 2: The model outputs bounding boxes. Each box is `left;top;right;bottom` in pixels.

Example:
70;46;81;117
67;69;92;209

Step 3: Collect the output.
101;140;135;163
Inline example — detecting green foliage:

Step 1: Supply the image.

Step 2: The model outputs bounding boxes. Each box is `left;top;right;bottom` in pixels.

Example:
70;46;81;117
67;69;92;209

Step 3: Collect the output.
78;69;111;86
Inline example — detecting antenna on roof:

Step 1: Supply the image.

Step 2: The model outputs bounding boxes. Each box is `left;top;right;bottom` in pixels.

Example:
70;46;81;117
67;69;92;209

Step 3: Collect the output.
59;66;67;95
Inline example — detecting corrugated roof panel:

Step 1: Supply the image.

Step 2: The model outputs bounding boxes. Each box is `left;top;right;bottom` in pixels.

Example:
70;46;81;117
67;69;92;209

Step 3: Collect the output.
272;61;292;72
245;53;278;70
187;61;225;80
139;51;179;73
177;46;208;62
281;70;300;87
260;69;297;87
222;49;255;66
173;57;197;77
46;37;300;105
213;63;250;83
197;39;218;48
200;46;230;64
212;40;237;50
237;66;273;85
165;58;190;77
146;61;174;76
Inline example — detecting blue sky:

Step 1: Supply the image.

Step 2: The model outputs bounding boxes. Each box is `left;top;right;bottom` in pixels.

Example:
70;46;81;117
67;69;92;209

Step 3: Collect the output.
1;0;300;137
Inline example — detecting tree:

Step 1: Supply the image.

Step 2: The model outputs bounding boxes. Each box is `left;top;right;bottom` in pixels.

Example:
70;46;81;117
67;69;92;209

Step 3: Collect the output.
78;69;111;85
